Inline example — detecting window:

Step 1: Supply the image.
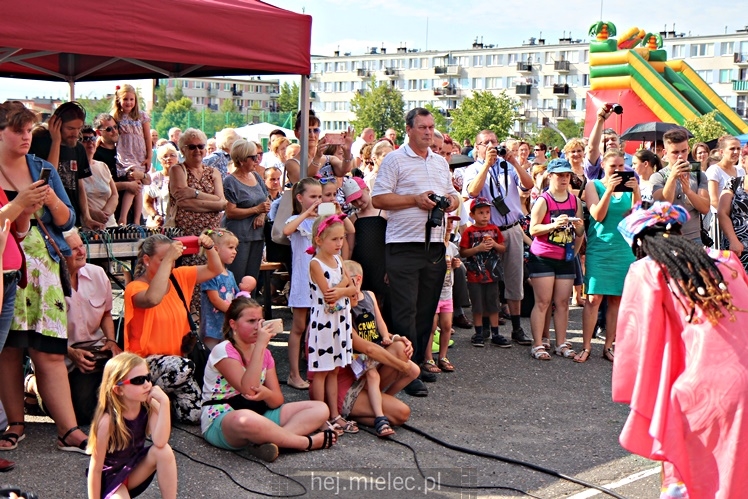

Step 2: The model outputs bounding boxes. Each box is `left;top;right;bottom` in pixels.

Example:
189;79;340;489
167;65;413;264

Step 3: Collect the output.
720;69;734;83
543;76;554;87
690;43;712;57
407;100;417;109
456;56;469;67
696;70;714;84
507;53;517;64
323;82;332;92
583;74;590;87
182;80;189;88
313;63;323;73
545;52;553;64
486;54;503;66
224;83;231;90
671;44;685;59
558;50;569;61
419;79;431;90
408;79;418;91
458;78;469;89
335;61;347;72
506;76;515;87
420;58;429;69
722;95;736;106
720;42;734;55
582;50;589;63
472;77;483;90
485;77;503;89
473;55;484;67
409;58;419;69
325;62;334;72
194;81;204;89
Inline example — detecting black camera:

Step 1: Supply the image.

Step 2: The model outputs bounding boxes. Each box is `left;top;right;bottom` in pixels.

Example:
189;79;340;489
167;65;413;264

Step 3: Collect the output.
427;193;451;228
495;145;507;157
0;487;38;499
492;196;511;216
606;103;623;115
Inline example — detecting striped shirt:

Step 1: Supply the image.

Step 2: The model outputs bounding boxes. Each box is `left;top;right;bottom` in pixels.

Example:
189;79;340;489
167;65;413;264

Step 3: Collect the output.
372;144;458;244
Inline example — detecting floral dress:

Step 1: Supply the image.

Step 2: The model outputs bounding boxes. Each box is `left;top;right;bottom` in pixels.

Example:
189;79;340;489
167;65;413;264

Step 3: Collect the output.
117;112;150;175
723;176;748;272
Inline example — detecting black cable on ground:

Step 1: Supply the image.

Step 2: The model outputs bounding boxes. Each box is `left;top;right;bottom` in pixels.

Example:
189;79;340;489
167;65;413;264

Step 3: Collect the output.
401;423;627;499
171;424;307;497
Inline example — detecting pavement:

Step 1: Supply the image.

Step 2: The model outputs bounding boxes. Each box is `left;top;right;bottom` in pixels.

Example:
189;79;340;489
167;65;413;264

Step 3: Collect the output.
0;303;662;498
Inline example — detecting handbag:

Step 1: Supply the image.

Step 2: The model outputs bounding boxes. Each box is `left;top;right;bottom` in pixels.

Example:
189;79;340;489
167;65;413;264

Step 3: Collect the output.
699;214;714;248
169;274;209;385
70;339;113;373
36;218;73;297
270;164;294;246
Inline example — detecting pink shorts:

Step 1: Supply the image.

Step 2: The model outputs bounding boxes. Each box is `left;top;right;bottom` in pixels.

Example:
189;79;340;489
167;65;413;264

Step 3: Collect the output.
435;298;453;314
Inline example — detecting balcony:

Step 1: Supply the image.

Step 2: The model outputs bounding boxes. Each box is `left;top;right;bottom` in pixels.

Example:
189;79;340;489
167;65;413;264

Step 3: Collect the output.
309;71;321;80
356;89;366;96
515;84;532;96
554;60;571;72
552;108;570;118
733;80;748;93
433;86;458;98
734;53;748;66
268;91;280;99
553;83;570;95
433;65;461;76
384;67;398;78
356;68;371;78
434;66;448;75
516;109;531;120
516;62;533;73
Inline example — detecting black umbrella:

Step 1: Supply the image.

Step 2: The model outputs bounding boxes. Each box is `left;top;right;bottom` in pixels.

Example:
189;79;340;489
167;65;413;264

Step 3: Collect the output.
449;154;475;169
619;122;693;142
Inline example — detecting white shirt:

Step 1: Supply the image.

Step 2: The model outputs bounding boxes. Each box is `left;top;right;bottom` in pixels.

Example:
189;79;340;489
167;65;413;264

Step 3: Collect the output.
350;137;367;160
371;144;459;244
65;264;113;371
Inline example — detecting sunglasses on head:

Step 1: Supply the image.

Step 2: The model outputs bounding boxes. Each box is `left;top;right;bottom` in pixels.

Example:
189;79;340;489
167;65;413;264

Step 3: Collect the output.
186;144;206;151
99;126;118;133
317;176;336;185
117;374;152;386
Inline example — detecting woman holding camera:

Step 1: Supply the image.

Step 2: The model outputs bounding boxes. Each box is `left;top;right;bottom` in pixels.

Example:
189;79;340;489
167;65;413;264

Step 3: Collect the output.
575;150;640;363
527;160;584;360
124;233;222;423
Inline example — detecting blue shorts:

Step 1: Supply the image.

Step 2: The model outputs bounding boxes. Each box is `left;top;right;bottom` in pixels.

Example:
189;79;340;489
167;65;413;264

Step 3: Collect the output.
203;406;284;450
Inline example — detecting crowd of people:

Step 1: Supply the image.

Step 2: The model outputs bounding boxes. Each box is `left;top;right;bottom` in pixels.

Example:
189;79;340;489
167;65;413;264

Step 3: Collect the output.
1;92;748;498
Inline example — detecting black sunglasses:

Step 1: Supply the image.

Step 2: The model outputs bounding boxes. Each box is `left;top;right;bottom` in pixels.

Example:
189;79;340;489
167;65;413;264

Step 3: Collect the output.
98;126;118;133
81;136;97;143
117;374;152;386
245;155;258;162
186;144;206;151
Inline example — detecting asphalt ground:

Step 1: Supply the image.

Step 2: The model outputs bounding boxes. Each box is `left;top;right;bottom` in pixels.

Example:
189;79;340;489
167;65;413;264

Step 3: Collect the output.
0;303;662;498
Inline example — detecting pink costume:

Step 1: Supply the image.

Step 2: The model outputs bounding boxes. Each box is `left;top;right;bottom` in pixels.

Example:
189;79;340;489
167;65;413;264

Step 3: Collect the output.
613;249;748;498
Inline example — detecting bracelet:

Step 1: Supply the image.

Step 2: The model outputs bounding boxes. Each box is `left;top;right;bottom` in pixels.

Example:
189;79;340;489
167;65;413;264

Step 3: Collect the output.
311;161;320;167
202;244;215;250
105;338;117;344
342;157;353;163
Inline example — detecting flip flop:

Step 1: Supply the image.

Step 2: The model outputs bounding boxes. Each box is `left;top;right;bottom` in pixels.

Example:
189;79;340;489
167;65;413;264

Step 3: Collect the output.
286;377;310;390
0;423;26;452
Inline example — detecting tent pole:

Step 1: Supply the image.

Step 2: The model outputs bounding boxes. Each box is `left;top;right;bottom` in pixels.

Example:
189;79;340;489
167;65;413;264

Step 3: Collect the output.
68;80;75;101
300;75;310;178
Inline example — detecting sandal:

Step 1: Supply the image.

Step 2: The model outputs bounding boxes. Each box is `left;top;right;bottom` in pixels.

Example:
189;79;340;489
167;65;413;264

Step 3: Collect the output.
329;415;358;434
245;442;279;462
437;357;455;372
305;430;336;451
574;348;591;363
286;376;310;390
530;346;551;361
541;339;551;352
57;426;88;454
554;342;576;358
374;416;395;438
23;374;46;417
0;423;26;451
602;347;615;362
421;360;442;374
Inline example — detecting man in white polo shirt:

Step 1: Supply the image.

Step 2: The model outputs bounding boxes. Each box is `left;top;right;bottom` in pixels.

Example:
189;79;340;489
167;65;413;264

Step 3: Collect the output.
372;108;460;397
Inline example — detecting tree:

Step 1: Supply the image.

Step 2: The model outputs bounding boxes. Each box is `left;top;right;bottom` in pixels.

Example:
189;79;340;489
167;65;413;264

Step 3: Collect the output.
278;82;300;114
78;96;113;123
423;103;449;133
683;110;728;146
155;97;194;136
449;90;518;144
349;77;405;139
535;119;583;149
153;84;183;112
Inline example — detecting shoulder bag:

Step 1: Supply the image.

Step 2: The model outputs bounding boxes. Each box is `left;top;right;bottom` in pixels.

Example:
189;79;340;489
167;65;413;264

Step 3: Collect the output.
169;274;209;384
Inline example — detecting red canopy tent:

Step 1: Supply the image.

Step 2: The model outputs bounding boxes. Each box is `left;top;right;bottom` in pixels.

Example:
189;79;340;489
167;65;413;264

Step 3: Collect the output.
0;0;311;84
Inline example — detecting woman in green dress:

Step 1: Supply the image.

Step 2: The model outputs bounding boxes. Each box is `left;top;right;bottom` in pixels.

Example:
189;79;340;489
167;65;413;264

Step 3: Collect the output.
575;149;640;363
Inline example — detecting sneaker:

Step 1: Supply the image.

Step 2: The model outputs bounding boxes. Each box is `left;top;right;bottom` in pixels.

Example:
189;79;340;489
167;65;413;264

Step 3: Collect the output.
490;334;512;348
453;314;473;329
471;333;485;347
511;327;532;346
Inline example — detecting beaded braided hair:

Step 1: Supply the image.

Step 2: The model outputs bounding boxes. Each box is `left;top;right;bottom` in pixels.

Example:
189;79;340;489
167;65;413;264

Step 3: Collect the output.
634;227;743;324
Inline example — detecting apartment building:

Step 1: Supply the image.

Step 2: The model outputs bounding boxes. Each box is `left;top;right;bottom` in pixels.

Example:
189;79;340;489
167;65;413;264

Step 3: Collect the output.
310;27;748;135
158;77;281;113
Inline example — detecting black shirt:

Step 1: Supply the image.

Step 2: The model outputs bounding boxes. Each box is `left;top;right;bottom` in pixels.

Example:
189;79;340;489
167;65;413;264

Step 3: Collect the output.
29;133;92;225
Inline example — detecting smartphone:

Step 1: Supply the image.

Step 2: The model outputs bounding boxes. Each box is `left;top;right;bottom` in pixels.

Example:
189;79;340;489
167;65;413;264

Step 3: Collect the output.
690;161;702;173
173;235;200;255
265;318;284;334
318;202;336;217
613;171;635;192
39;168;52;185
324;133;345;145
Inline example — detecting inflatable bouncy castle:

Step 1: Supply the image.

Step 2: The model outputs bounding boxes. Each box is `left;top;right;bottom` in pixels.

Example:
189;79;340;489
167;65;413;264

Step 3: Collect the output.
583;21;748;139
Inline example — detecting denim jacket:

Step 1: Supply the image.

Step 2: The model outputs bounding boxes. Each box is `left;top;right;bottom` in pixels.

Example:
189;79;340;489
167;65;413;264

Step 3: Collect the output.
27;154;75;260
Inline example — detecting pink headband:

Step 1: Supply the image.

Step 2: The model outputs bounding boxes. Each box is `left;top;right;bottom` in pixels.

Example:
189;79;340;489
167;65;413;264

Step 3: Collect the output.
305;214;347;254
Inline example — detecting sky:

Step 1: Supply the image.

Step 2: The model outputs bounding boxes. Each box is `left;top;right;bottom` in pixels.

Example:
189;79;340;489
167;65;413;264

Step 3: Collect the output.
0;0;742;102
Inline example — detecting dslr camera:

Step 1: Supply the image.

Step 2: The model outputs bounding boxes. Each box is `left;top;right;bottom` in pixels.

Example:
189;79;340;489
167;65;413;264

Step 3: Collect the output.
427;193;451;228
495;145;508;157
605;103;623;115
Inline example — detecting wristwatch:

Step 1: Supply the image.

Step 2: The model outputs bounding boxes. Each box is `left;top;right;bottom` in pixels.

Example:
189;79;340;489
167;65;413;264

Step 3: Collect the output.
194;189;200;198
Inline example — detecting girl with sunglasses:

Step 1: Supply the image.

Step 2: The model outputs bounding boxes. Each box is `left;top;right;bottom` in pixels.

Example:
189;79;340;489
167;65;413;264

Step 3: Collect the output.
88;352;177;499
